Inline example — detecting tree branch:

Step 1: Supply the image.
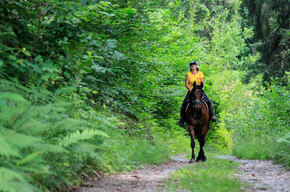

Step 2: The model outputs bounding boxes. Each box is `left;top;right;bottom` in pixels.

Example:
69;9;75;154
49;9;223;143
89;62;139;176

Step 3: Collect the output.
29;0;43;62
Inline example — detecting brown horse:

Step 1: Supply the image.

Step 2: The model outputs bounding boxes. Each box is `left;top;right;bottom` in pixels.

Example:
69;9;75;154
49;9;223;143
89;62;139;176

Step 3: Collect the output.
185;82;210;163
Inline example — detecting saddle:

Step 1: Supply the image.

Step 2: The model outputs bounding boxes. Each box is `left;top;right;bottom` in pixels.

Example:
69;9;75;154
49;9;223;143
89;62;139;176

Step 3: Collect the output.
202;96;212;118
202;95;210;106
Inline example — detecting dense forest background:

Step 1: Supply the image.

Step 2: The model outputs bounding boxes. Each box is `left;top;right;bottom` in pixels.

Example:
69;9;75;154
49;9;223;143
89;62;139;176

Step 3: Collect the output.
0;0;289;191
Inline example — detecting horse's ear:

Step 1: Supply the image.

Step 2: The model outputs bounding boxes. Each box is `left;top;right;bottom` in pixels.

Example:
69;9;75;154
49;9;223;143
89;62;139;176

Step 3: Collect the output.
200;82;203;89
193;82;196;89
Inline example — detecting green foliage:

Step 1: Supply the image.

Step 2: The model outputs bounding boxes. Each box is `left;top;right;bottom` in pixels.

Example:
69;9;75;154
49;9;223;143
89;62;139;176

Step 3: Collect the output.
229;81;289;167
59;129;109;147
232;135;275;160
0;80;174;191
0;81;112;191
241;0;289;84
273;134;290;168
0;167;37;192
0;0;288;190
233;133;290;169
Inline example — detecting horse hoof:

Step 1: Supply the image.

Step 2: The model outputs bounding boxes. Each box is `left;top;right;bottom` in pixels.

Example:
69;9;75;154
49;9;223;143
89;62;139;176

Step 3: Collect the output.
189;159;195;163
196;156;206;162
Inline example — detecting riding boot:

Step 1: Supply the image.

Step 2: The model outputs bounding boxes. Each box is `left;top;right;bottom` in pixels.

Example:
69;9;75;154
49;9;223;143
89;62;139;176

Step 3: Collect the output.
209;104;217;122
179;106;186;126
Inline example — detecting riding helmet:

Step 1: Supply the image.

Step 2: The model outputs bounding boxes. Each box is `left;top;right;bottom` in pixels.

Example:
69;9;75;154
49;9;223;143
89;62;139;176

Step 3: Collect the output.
190;61;197;66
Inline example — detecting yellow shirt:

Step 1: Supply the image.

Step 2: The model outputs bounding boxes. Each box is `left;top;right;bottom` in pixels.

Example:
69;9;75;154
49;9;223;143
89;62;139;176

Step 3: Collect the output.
187;71;204;89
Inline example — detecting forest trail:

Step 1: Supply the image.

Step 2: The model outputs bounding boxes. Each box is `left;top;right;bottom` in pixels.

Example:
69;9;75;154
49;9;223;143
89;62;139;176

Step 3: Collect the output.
74;155;290;192
73;154;189;192
216;156;290;192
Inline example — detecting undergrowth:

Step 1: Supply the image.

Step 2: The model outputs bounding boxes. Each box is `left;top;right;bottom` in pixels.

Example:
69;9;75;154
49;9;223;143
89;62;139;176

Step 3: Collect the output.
233;134;290;169
230;82;290;168
0;80;174;191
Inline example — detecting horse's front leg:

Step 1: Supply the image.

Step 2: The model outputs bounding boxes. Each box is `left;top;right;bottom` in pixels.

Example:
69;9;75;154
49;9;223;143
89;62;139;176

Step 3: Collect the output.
196;136;206;162
188;125;195;163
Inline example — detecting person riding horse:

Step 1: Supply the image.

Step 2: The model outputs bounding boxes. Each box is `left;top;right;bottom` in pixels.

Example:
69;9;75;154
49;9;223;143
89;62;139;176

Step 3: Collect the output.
179;61;217;126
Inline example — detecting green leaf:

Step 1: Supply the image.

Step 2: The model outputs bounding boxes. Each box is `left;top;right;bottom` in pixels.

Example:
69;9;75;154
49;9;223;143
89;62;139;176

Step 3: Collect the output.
21;48;31;56
105;39;118;49
91;64;109;73
59;129;109;147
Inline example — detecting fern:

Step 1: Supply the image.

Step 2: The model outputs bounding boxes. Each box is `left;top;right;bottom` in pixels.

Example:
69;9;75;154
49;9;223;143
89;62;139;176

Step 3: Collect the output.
58;129;109;147
15;152;43;166
0;139;21;158
0;81;114;191
70;142;98;155
0;167;37;192
0;180;37;192
49;118;89;135
1;129;42;149
0;80;53;104
35;144;67;154
19;118;47;135
0;92;27;102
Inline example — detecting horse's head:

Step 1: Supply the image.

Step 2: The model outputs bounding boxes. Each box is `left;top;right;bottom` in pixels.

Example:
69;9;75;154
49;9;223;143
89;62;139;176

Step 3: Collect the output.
190;82;203;110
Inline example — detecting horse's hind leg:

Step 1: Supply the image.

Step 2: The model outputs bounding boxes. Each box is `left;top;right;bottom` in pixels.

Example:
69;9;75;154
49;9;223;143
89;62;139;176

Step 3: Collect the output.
196;136;206;162
188;125;195;163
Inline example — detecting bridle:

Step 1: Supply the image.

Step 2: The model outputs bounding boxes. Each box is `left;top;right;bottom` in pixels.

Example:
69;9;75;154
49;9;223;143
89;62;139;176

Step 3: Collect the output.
192;100;202;105
190;85;203;118
192;99;202;118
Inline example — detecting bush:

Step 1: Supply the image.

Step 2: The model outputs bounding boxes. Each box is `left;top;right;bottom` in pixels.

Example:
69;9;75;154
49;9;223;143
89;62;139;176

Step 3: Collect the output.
272;134;290;169
232;135;275;160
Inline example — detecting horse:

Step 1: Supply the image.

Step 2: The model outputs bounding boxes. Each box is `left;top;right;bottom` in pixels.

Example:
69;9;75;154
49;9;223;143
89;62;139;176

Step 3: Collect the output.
185;82;210;163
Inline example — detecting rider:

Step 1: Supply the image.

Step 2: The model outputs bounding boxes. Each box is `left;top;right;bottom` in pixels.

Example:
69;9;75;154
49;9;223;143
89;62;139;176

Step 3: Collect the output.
179;61;217;126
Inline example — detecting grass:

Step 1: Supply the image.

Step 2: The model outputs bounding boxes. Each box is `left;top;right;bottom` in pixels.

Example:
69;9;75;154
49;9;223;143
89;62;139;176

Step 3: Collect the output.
232;135;275;160
232;134;290;169
165;152;243;192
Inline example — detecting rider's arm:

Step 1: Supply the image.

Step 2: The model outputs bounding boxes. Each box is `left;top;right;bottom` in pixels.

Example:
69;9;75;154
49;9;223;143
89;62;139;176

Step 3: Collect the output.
200;78;204;84
185;74;191;92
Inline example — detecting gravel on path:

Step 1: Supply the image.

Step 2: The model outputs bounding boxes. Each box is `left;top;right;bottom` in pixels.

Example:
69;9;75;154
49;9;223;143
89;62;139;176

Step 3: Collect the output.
216;155;290;192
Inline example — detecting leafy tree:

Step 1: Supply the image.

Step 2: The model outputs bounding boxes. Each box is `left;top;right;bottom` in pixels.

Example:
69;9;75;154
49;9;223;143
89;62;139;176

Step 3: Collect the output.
241;0;289;84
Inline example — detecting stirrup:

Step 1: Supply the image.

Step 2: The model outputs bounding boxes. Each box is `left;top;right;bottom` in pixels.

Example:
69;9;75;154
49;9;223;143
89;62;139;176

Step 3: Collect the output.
211;116;217;122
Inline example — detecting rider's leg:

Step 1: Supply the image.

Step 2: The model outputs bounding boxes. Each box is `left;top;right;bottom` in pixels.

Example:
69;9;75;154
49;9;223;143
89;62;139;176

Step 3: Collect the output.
202;92;217;122
179;92;190;126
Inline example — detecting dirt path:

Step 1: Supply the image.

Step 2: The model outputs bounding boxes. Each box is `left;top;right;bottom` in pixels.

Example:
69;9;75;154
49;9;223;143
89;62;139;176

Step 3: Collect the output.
216;156;290;192
73;155;189;192
74;155;290;192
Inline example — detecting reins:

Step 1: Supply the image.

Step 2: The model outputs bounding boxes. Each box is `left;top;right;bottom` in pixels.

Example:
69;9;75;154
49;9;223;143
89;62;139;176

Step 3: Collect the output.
192;100;202;105
189;83;204;119
192;100;202;118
